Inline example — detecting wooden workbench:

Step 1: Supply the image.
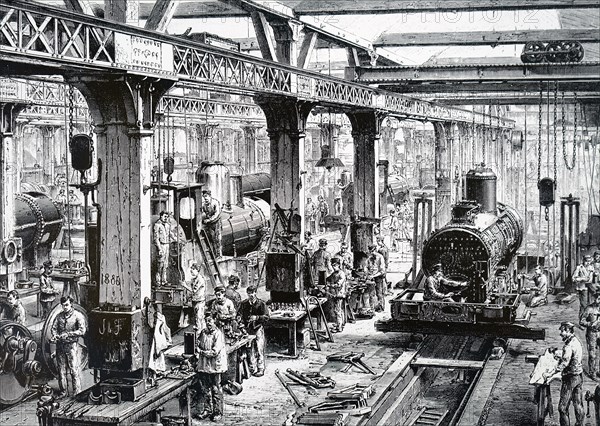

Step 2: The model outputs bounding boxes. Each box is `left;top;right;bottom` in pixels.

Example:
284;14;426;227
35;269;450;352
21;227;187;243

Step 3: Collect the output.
51;371;196;426
164;334;256;384
267;297;328;357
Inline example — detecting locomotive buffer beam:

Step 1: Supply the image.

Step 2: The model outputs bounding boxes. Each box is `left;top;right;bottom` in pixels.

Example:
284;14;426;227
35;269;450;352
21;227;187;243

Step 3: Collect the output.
375;319;545;341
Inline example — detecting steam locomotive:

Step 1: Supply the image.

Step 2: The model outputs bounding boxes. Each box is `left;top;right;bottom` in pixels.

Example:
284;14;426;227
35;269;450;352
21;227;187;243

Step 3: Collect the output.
379;165;545;340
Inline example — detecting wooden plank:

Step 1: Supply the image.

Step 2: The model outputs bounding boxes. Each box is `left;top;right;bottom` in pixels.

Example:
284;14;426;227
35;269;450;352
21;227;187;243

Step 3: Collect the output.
375;319;546;341
357;350;419;426
251;11;277;61
412;357;485;369
139;1;600;19
297;31;318;69
144;0;180;32
374;28;600;47
292;0;600;15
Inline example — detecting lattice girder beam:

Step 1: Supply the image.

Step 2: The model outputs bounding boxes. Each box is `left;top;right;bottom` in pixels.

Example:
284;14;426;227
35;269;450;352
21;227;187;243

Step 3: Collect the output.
0;0;513;128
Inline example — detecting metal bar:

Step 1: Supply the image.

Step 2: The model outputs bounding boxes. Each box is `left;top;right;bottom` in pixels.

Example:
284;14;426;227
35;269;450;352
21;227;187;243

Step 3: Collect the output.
374;29;600;48
355;62;600;84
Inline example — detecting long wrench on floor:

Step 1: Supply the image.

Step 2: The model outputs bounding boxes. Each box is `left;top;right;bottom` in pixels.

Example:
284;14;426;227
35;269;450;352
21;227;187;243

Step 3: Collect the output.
275;369;305;407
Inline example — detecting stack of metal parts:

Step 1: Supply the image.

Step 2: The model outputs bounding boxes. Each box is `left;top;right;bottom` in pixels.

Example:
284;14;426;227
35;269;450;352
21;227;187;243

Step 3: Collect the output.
295;412;348;426
308;384;374;416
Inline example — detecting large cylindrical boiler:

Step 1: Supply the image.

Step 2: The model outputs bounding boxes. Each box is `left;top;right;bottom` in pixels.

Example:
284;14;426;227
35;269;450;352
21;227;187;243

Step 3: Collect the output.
14;192;62;252
221;197;270;256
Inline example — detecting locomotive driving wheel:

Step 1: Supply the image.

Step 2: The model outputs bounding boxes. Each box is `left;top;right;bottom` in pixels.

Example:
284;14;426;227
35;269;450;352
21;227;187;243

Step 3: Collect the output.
521;41;546;63
40;303;89;378
0;320;41;405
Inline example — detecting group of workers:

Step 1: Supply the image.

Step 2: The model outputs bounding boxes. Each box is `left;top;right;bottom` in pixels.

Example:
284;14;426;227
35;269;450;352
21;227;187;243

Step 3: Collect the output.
528;251;600;426
187;268;269;423
302;232;391;332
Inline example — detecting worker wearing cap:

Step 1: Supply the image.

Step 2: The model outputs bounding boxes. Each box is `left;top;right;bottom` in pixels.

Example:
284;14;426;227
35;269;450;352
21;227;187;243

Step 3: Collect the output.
210;285;236;332
593;251;600;285
326;257;347;332
201;189;223;258
312;239;332;288
543;321;584;426
153;211;172;286
239;286;269;376
580;292;600;380
424;263;468;303
574;255;595;321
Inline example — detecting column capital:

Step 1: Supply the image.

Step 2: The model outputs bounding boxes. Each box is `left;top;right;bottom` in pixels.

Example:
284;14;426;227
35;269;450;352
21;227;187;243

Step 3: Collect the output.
0;102;29;136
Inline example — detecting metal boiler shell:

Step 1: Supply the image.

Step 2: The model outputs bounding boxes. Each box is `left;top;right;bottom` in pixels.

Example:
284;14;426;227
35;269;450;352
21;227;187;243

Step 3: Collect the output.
220;197;270;256
196;162;230;207
14;192;62;250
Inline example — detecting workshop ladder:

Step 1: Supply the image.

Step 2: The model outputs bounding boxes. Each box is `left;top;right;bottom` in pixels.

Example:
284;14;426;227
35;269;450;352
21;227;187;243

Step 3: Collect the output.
196;228;223;288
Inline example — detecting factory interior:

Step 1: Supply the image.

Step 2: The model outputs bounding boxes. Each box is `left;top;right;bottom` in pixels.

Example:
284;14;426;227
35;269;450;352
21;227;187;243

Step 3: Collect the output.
0;1;599;425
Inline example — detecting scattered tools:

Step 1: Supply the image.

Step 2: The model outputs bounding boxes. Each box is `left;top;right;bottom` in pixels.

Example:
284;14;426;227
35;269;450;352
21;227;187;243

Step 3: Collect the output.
275;369;305;407
327;384;375;401
326;352;376;375
285;369;336;389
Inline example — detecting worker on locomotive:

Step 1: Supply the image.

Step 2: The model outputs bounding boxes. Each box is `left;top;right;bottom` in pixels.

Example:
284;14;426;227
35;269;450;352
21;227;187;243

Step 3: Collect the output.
424;263;469;303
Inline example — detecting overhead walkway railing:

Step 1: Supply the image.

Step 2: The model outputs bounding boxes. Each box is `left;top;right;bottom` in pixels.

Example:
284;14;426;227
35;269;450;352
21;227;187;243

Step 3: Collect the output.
0;0;514;128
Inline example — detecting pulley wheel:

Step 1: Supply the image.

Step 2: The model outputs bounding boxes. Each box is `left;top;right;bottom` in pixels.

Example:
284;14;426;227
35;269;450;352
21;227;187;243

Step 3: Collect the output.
40;303;89;378
564;40;584;62
546;41;567;63
521;41;546;63
0;320;34;405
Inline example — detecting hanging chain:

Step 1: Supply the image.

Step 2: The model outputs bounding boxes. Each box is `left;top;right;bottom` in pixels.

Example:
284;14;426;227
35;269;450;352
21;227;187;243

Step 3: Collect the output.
537;83;543;184
68;85;74;144
553;81;558;184
481;106;487;164
471;106;476;166
563;94;578;170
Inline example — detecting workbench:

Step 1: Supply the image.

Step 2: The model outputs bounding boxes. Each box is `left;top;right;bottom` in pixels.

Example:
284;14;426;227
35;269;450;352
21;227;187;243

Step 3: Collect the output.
267;297;327;357
164;334;256;384
28;269;88;304
51;371;196;426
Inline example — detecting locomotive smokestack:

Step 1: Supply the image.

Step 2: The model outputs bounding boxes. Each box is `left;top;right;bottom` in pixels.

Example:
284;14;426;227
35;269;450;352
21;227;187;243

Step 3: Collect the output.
465;164;497;214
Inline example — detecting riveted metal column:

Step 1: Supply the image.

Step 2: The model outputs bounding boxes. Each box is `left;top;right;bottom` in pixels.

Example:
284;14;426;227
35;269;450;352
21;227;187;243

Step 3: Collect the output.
347;110;384;268
433;122;453;229
242;124;259;174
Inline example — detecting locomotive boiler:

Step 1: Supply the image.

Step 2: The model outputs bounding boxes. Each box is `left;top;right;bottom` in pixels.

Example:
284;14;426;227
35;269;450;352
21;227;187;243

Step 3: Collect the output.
379;165;545;340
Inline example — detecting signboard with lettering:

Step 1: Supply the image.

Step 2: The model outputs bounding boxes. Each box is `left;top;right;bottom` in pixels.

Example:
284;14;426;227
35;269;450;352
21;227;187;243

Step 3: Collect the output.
115;33;174;74
88;309;143;372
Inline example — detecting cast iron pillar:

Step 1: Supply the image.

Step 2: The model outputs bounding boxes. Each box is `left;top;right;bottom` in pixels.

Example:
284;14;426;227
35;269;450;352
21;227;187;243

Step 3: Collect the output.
256;97;313;299
0;102;27;290
71;76;173;309
346;110;385;268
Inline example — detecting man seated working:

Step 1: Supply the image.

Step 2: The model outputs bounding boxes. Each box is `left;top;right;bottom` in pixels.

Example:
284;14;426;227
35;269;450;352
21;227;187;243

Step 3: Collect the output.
424;263;469;302
522;265;548;308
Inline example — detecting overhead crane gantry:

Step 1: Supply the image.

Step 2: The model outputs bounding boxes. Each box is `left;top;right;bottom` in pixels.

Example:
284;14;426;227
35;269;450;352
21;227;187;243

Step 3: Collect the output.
0;0;513;128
